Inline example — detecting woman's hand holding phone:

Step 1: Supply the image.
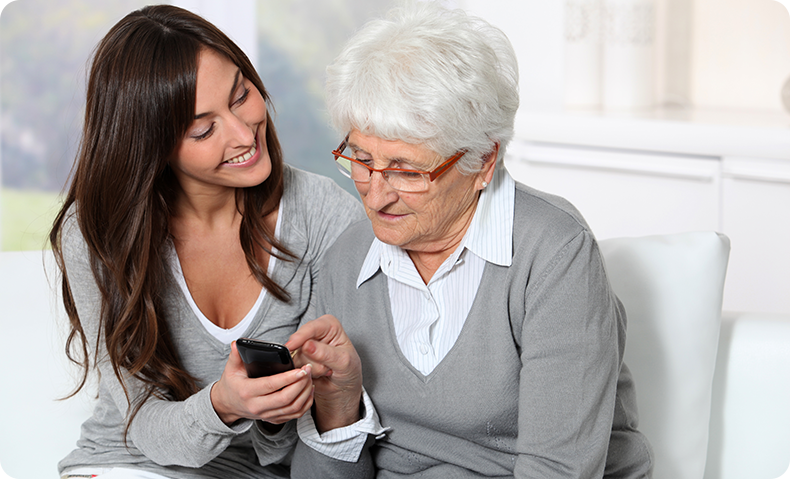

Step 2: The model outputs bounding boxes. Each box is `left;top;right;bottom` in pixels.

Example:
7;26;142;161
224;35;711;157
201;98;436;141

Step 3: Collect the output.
210;340;314;426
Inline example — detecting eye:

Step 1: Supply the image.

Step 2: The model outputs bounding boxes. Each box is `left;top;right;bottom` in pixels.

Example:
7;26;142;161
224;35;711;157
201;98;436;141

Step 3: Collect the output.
390;170;424;179
232;86;250;107
191;123;215;141
389;160;424;173
350;149;373;165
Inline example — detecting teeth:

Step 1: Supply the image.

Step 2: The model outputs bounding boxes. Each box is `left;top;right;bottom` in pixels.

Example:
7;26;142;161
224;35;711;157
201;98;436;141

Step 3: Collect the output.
226;142;257;164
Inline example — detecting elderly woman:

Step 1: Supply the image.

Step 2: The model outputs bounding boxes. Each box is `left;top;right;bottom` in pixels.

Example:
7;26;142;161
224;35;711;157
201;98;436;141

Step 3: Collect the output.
287;3;653;478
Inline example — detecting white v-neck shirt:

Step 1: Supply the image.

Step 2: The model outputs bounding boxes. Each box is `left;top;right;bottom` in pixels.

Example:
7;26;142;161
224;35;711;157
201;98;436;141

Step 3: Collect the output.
169;199;284;344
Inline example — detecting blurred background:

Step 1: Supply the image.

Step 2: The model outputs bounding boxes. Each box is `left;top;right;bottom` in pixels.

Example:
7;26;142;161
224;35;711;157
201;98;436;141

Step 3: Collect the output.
0;0;399;251
1;0;789;314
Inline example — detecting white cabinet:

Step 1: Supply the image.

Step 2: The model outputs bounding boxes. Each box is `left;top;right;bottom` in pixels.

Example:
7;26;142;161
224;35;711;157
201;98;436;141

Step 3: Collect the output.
721;157;790;315
505;140;790;315
505;142;721;239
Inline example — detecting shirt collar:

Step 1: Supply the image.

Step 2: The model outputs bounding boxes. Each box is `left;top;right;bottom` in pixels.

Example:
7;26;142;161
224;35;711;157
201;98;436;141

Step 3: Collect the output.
356;166;515;288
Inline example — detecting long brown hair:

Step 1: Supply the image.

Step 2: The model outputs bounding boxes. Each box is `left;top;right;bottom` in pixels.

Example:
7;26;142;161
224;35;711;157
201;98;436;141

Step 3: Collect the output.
48;5;292;434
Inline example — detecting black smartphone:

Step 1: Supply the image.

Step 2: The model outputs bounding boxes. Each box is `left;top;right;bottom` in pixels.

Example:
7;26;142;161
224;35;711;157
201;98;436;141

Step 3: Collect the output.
236;338;295;378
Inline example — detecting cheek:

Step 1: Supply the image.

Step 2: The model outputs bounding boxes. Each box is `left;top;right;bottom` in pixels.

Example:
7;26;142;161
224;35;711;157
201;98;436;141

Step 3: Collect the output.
428;185;477;226
171;143;202;169
248;92;268;123
169;147;188;172
398;196;437;229
419;199;450;228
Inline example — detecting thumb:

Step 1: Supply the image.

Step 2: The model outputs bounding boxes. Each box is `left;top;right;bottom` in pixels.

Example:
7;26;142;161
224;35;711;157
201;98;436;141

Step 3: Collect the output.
228;341;248;374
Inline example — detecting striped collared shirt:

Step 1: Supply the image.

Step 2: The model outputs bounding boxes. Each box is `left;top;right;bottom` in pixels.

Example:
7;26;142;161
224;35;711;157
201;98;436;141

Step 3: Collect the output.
356;167;515;375
297;167;515;460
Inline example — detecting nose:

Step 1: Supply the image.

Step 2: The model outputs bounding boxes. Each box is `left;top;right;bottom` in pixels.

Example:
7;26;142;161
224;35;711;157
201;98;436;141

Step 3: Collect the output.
361;170;399;211
227;112;256;147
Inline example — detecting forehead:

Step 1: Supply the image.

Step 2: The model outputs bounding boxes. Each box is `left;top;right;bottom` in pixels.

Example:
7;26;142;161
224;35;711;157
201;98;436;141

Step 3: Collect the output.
194;49;239;105
348;130;440;166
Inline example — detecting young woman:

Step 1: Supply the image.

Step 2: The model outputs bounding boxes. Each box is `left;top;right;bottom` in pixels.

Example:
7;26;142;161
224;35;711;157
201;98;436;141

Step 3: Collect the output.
49;5;363;479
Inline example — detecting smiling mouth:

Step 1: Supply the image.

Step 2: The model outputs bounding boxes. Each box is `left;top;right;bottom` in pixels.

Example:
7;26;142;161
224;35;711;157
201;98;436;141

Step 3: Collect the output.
376;210;407;219
224;138;258;165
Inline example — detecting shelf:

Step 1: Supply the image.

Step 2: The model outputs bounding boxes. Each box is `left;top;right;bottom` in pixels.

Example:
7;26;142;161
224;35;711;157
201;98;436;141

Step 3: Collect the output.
514;107;790;161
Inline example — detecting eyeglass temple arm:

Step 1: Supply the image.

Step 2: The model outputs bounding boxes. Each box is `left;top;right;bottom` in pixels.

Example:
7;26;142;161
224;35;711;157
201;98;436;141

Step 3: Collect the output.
428;150;466;181
333;134;351;158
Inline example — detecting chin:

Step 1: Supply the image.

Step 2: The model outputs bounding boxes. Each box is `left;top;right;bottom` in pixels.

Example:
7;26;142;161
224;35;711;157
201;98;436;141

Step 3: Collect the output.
370;225;410;248
245;157;273;187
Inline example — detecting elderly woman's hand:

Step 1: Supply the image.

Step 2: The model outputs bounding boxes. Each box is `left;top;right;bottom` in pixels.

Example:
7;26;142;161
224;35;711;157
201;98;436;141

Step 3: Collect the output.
286;315;363;432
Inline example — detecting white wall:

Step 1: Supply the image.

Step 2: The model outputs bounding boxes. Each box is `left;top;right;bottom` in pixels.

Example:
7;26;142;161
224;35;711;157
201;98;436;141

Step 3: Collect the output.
170;0;259;71
692;0;790;112
462;0;790;114
462;0;566;112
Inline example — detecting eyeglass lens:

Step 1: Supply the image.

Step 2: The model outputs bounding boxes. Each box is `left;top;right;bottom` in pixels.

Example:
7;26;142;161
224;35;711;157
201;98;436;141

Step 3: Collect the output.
334;156;429;192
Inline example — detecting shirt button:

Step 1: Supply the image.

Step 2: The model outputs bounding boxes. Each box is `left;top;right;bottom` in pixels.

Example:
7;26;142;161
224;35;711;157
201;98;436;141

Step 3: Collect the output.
419;344;429;355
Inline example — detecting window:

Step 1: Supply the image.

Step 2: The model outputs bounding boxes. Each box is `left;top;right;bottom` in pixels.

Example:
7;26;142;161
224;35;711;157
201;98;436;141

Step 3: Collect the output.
1;0;156;250
0;0;395;251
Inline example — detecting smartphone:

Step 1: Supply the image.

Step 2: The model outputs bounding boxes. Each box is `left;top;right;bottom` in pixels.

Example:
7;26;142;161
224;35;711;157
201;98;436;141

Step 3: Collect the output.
236;338;295;378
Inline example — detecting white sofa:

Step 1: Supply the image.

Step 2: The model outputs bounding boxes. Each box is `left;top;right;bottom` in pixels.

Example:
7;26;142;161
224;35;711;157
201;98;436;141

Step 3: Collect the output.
1;239;789;479
708;311;790;479
598;232;790;479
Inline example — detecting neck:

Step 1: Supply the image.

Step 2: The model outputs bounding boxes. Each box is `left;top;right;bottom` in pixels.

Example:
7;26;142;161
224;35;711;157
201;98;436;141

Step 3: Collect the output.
407;245;459;284
171;186;241;233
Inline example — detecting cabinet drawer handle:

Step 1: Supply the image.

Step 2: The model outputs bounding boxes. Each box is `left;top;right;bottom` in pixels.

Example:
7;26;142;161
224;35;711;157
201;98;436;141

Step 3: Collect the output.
518;156;718;181
722;170;790;184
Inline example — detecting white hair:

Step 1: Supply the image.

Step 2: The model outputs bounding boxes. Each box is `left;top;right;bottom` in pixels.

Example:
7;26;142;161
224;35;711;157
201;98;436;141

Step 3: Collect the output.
325;1;519;174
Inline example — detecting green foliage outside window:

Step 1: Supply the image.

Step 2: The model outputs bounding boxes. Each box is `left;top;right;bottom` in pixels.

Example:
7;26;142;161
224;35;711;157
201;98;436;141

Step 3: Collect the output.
1;0;392;251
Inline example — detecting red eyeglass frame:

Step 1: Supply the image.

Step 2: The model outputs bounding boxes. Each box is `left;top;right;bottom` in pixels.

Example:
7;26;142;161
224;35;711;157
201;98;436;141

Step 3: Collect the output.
332;134;467;183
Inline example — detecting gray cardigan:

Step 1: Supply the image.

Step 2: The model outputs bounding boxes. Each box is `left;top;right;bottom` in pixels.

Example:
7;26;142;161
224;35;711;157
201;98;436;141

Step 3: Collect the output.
292;179;653;478
58;166;365;479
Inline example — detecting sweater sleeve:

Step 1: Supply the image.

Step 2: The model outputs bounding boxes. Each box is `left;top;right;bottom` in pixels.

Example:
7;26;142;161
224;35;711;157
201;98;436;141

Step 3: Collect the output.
250;418;299;465
297;170;366;283
287;168;366;326
514;230;623;478
291;435;377;479
253;169;368;466
290;219;378;479
61;215;254;468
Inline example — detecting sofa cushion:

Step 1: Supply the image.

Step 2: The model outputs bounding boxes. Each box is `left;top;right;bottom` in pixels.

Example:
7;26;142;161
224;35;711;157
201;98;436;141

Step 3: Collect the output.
599;232;730;479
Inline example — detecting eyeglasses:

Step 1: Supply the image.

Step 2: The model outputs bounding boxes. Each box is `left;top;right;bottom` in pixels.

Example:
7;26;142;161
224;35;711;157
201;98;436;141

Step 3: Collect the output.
332;134;466;193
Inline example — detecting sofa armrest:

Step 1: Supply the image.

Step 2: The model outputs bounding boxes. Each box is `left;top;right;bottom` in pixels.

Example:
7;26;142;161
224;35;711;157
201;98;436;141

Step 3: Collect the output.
704;312;790;479
0;251;95;479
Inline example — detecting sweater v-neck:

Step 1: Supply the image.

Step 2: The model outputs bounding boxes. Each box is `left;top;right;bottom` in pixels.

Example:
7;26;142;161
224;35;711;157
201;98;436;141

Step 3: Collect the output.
169;197;285;349
374;263;496;384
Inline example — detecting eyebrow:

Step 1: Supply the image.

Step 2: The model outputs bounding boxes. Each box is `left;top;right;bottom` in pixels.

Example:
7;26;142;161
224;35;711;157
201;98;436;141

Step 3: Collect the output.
348;142;427;169
193;68;242;120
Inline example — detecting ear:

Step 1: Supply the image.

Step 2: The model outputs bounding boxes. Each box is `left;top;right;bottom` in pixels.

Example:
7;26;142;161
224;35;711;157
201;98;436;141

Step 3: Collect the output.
477;143;499;190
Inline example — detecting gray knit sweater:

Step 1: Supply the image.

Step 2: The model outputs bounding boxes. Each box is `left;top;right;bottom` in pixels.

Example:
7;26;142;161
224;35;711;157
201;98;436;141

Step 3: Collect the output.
292;179;653;478
58;166;365;479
